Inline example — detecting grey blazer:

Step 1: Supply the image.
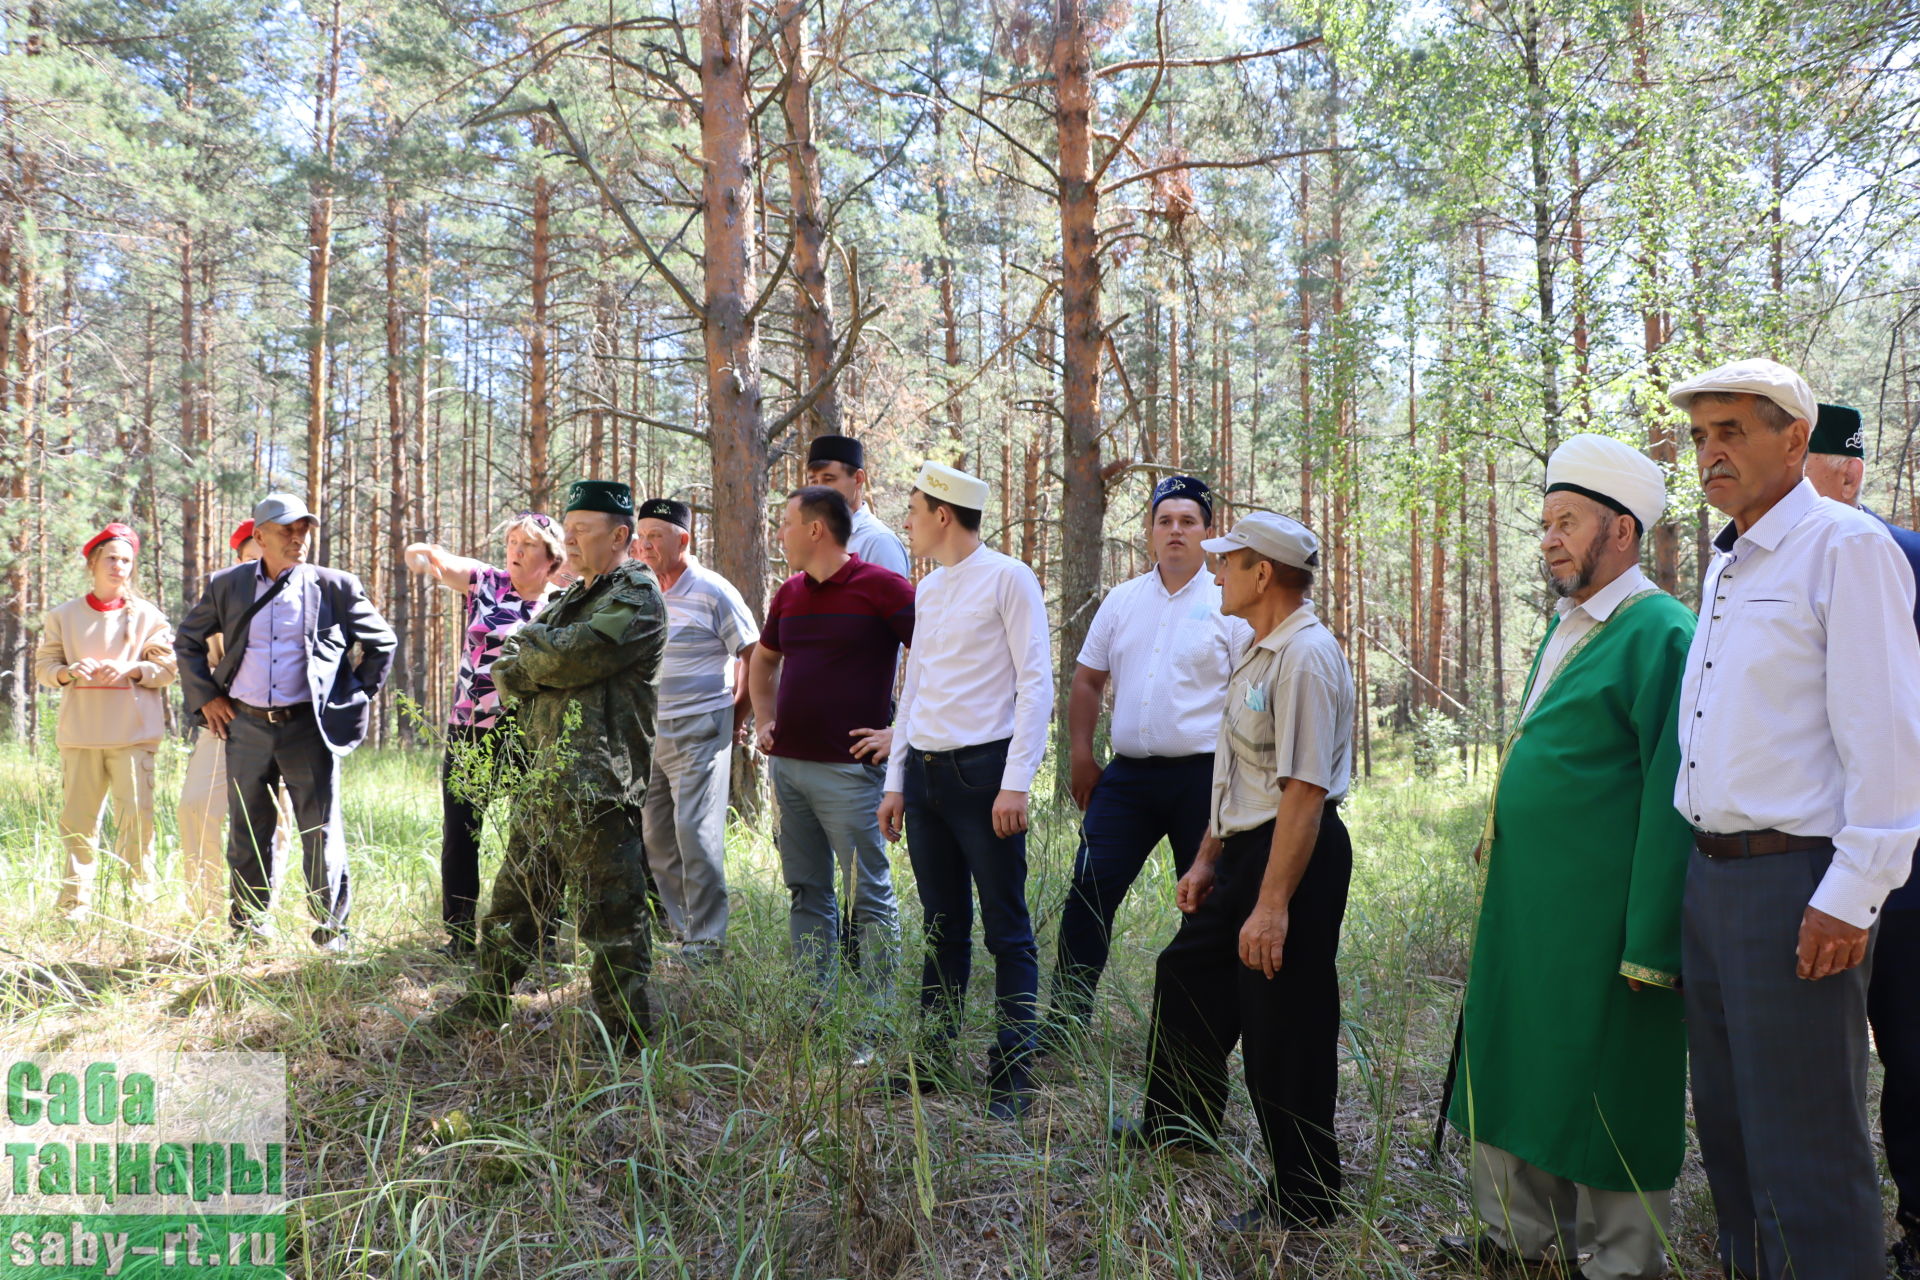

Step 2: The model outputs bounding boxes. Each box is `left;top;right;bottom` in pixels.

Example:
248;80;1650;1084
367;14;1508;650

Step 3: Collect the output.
176;561;398;756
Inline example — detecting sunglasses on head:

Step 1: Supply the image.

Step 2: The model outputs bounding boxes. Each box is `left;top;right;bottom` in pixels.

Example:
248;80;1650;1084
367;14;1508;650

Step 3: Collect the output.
517;512;556;529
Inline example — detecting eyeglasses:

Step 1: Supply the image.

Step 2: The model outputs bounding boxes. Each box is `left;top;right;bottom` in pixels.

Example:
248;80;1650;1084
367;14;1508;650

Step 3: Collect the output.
516;512;556;529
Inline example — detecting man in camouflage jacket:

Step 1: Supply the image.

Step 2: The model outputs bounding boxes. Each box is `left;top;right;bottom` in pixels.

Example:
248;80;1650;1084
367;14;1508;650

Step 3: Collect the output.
445;479;667;1047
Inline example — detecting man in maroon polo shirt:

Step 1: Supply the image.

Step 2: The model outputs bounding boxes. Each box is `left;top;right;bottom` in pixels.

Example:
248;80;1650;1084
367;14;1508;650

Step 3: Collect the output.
749;485;916;992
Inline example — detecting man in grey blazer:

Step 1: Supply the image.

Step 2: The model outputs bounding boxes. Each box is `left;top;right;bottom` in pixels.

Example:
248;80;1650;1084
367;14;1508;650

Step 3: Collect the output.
177;493;396;949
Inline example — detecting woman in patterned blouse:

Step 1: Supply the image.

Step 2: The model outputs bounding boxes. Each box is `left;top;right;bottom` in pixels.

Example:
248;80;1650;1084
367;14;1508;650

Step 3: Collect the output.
406;514;566;955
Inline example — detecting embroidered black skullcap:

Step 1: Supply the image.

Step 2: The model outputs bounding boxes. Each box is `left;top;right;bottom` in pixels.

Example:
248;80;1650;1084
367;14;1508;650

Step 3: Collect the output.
1810;404;1865;459
565;480;635;517
637;497;692;529
1151;475;1214;525
806;434;865;470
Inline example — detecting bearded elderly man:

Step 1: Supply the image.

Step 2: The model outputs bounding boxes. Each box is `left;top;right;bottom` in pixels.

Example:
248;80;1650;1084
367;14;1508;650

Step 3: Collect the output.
1669;359;1920;1280
1439;436;1696;1279
442;480;667;1049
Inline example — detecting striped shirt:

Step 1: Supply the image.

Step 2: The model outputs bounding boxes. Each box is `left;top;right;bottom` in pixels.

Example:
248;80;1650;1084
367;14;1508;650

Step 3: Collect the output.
659;557;759;718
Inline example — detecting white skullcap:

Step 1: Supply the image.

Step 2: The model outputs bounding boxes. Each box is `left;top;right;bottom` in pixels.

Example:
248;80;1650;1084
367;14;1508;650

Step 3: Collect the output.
1667;358;1817;429
915;460;989;511
1545;434;1668;530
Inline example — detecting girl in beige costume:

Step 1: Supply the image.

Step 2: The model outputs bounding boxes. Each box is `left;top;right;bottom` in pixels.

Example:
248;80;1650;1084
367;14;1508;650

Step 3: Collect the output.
35;525;177;919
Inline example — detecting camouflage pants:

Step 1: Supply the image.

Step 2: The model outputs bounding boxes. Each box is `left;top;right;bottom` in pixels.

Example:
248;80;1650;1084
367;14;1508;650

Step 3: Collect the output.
474;798;653;1039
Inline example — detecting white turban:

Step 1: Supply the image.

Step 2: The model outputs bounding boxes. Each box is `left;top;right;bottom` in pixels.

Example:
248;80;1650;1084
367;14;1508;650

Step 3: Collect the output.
1667;358;1817;428
1545;434;1668;530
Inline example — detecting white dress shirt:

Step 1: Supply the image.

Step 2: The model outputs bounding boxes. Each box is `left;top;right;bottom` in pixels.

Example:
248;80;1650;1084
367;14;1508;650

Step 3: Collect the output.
1675;479;1920;927
1521;564;1657;719
1078;564;1253;757
885;543;1053;794
849;507;912;578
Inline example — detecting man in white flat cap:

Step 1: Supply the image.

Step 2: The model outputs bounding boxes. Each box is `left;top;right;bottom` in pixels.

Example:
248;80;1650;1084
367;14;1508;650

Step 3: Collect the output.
1669;358;1920;1279
1437;435;1696;1279
1110;511;1355;1235
876;460;1052;1121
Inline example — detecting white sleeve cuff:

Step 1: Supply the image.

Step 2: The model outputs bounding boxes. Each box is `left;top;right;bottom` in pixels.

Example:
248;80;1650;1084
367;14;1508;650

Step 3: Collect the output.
1808;863;1892;930
884;758;905;793
999;764;1035;794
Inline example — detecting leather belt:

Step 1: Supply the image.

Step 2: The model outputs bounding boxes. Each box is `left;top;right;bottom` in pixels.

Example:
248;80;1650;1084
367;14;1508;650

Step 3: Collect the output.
1693;828;1833;860
232;700;310;725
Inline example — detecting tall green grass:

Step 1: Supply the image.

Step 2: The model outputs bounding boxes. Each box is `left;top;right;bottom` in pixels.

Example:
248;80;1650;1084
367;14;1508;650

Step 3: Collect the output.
0;737;1770;1276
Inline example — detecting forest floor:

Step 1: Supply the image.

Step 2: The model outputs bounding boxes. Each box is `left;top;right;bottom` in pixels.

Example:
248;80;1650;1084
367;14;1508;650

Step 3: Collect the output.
0;736;1870;1278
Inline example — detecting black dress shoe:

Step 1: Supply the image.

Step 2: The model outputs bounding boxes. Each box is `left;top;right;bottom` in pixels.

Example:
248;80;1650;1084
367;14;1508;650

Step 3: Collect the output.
1109;1115;1207;1154
877;1056;964;1097
1890;1232;1920;1280
985;1088;1032;1121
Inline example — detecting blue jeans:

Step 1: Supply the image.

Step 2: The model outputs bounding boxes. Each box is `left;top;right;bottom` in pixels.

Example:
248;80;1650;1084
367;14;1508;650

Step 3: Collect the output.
771;755;901;990
902;738;1037;1076
1050;753;1213;1026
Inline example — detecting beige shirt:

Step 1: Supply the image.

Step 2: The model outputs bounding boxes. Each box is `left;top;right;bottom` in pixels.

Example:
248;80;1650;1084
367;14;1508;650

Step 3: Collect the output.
1209;602;1355;838
35;595;178;749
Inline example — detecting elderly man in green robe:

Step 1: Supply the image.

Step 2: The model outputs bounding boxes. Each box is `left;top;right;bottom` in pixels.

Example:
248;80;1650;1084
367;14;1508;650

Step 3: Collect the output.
1440;435;1697;1279
439;479;667;1050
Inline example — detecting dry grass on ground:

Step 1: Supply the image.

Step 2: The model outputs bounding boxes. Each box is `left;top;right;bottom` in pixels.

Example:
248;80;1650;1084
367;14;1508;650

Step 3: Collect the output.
0;738;1856;1277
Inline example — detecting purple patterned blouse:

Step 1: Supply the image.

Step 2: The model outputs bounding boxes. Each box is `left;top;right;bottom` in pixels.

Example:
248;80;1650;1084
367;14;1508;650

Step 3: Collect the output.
450;567;553;729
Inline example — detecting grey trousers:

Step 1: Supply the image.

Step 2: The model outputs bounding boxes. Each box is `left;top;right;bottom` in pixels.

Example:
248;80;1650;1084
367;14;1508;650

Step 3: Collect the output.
769;755;900;989
1683;846;1881;1280
225;706;349;935
1472;1142;1672;1280
642;708;732;948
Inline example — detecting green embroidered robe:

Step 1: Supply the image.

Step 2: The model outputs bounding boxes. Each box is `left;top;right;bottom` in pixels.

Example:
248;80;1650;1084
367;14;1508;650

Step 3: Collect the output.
1446;587;1697;1191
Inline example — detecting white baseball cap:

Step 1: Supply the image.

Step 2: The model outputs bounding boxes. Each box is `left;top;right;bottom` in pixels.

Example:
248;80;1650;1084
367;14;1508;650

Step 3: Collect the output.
1201;511;1320;570
1667;358;1817;429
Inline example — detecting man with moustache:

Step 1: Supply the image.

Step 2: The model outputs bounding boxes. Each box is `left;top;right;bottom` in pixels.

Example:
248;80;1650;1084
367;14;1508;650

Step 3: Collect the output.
1111;511;1356;1235
1669;359;1920;1279
176;494;396;950
1438;435;1696;1279
1801;402;1920;1279
442;480;666;1048
1044;475;1252;1037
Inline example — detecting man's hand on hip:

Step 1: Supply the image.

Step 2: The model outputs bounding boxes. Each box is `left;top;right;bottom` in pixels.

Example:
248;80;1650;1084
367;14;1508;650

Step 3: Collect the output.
202;695;237;739
1796;905;1871;980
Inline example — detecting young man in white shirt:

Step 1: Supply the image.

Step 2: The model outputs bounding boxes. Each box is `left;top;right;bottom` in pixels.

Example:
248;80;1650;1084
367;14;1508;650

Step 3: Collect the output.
804;433;912;577
1047;475;1252;1035
877;461;1053;1120
1669;358;1920;1279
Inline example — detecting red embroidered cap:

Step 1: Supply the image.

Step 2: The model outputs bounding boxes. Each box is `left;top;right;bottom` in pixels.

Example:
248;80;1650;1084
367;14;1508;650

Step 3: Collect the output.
230;519;256;551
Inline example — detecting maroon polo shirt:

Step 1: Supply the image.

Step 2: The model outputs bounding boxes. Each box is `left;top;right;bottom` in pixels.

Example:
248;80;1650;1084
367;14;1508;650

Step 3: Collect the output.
761;554;915;764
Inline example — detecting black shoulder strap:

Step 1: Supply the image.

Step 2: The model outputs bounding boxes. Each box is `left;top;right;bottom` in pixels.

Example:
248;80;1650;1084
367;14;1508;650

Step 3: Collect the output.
232;570;291;637
215;571;291;689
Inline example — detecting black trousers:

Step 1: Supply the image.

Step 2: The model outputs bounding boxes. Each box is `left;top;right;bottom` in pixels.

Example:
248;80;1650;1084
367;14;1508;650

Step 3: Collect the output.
1871;906;1920;1241
1143;807;1350;1223
440;722;504;941
225;704;349;935
1050;753;1213;1027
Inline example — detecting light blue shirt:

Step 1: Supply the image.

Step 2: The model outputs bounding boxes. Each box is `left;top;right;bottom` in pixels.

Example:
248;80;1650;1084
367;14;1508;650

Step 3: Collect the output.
849;507;911;578
229;563;311;707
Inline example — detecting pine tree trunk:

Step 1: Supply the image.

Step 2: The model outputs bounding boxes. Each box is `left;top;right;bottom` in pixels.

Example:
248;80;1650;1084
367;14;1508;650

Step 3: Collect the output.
701;0;769;618
305;0;343;512
1055;0;1104;784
